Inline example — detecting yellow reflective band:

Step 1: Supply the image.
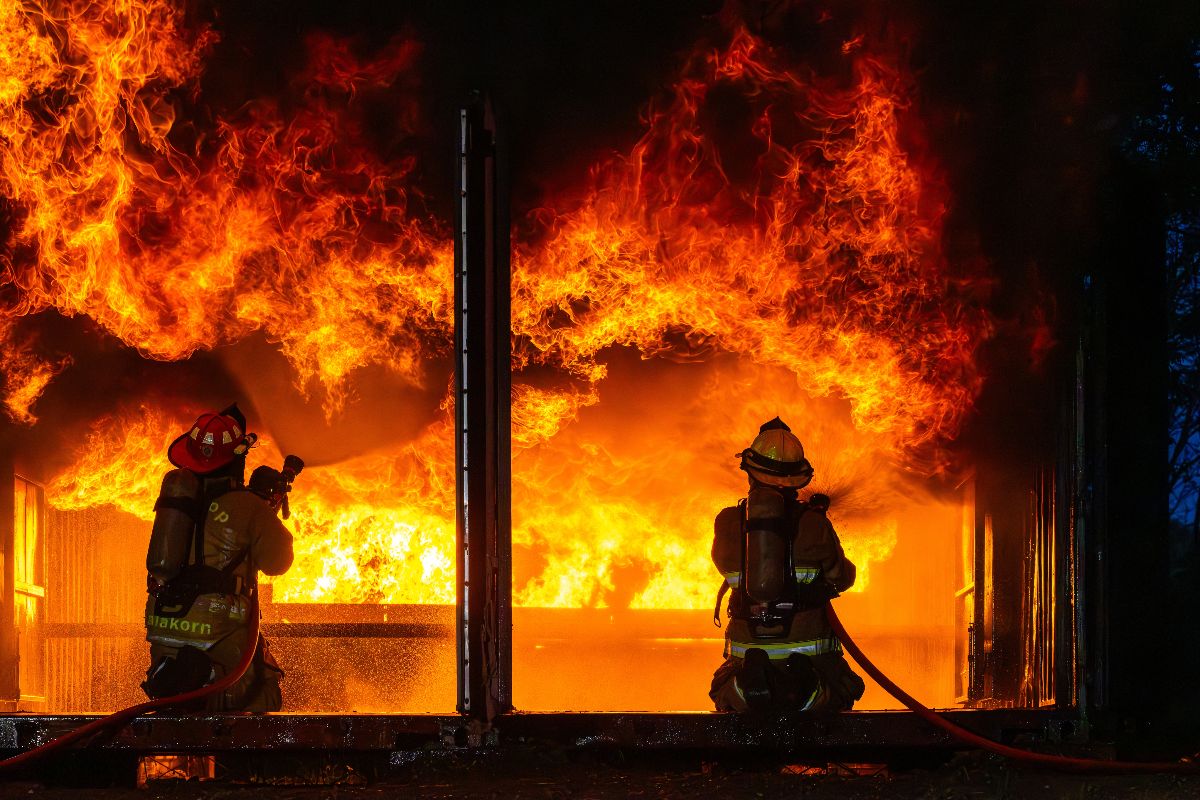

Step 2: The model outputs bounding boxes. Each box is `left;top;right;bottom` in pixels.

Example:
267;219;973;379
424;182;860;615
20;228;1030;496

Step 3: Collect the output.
729;638;841;660
794;568;819;584
723;572;741;588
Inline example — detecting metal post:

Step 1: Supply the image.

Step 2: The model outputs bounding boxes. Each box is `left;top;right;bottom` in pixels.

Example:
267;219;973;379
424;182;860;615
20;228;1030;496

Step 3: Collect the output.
0;446;15;710
1084;160;1169;722
455;92;512;724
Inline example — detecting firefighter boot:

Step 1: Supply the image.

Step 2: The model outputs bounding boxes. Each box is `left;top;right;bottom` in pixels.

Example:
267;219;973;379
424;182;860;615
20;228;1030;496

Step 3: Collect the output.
780;653;821;711
142;646;212;703
736;648;773;711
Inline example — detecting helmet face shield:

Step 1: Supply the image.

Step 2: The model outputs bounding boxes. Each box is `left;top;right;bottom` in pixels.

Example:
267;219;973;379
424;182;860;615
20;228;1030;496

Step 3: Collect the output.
739;417;814;489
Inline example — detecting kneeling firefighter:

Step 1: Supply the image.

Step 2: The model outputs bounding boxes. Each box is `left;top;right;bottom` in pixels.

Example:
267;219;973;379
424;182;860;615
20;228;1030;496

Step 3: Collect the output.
143;404;300;711
709;417;865;713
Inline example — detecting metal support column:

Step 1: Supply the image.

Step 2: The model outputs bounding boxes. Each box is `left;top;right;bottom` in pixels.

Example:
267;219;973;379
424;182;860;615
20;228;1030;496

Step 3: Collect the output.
0;447;15;710
455;92;512;724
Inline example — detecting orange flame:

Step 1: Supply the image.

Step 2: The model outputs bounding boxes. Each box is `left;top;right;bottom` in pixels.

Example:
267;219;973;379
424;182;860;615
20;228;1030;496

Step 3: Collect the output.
0;2;449;417
12;4;988;610
513;29;986;461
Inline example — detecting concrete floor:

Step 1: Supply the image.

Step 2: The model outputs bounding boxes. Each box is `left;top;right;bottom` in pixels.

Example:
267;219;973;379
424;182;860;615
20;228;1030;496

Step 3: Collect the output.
3;749;1199;799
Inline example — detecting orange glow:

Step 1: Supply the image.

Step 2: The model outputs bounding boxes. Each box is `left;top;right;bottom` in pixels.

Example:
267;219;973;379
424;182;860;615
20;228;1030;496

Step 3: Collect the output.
10;3;988;616
0;2;449;418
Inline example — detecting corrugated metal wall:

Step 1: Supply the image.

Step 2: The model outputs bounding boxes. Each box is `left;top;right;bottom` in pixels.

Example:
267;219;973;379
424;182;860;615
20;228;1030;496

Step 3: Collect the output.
1018;466;1056;708
44;506;147;712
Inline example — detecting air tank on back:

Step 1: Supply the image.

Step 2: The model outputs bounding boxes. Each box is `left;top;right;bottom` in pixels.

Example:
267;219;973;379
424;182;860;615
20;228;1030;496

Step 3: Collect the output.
743;484;789;604
146;469;201;585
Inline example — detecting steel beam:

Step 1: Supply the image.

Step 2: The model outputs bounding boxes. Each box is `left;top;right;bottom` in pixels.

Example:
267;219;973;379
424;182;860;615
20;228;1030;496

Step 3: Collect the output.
0;449;15;710
455;92;512;723
0;710;1070;755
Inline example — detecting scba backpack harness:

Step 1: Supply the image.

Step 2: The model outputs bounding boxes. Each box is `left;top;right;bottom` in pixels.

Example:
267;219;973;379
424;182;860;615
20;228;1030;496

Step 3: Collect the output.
143;478;253;699
150;483;251;619
713;492;838;632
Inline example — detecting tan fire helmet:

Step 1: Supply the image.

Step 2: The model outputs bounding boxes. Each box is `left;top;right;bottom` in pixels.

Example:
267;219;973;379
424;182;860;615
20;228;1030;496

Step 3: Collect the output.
738;417;815;489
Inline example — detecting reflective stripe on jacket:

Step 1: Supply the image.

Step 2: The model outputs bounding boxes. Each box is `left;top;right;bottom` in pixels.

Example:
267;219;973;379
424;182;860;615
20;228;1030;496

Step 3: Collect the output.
726;636;842;660
794;567;819;583
725;567;817;588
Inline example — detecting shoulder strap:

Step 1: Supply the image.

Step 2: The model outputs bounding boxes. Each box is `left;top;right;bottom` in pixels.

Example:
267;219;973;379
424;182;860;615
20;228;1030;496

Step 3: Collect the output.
736;496;747;584
729;497;750;621
787;496;803;578
193;490;209;567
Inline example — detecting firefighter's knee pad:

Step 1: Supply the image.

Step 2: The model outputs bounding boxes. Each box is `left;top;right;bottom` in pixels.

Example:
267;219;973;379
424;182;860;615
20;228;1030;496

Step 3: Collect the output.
142;646;213;699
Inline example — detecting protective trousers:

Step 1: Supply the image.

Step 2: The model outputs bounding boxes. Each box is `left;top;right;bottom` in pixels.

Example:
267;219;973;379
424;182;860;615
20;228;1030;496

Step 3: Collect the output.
147;629;283;712
709;651;865;713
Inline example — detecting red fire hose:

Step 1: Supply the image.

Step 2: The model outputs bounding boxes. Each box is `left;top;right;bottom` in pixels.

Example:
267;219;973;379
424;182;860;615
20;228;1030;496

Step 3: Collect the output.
0;602;261;774
825;603;1198;773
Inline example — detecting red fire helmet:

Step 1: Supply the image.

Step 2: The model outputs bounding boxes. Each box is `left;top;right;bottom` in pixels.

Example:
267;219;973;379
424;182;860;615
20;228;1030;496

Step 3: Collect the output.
167;411;255;473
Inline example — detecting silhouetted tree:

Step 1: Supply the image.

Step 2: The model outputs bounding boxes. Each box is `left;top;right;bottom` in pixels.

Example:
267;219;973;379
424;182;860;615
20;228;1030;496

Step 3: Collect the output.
1127;47;1200;542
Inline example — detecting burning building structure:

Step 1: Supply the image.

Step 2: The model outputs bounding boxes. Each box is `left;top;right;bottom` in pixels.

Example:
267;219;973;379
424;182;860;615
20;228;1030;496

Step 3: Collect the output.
0;0;1190;768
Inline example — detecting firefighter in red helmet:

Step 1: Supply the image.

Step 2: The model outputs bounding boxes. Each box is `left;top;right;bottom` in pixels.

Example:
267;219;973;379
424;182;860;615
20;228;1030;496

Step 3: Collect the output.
143;404;295;711
709;417;865;712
